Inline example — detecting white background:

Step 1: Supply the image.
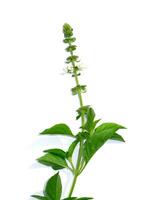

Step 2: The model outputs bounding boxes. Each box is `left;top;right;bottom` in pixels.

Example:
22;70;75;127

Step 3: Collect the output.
0;0;150;199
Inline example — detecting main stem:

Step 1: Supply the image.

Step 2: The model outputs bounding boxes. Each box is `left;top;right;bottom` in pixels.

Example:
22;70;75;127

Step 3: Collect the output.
68;44;85;197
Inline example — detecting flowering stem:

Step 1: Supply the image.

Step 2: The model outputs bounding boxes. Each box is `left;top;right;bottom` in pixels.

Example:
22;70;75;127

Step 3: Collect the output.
63;23;86;197
67;44;85;197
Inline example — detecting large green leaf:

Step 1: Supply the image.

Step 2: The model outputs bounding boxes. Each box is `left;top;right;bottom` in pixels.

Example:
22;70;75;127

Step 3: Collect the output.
31;195;48;200
95;123;125;133
83;123;125;163
40;123;74;137
43;148;66;159
44;173;62;200
37;153;68;170
110;133;125;142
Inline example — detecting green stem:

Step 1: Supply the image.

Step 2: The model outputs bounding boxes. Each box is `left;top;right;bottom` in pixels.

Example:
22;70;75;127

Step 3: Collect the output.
68;174;78;197
69;42;84;121
68;158;75;173
68;42;85;197
68;137;83;197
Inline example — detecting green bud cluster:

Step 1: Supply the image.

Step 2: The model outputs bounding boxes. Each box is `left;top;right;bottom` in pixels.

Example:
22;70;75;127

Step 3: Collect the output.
63;23;73;38
65;45;77;52
71;85;87;96
63;23;81;77
66;55;79;63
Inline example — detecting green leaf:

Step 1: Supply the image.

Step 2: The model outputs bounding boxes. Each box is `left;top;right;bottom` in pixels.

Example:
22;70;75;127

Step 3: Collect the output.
95;123;125;133
110;133;125;142
83;107;100;135
92;119;101;131
31;195;48;200
40;123;74;137
83;123;125;163
83;107;95;132
43;148;66;159
37;153;68;170
44;173;62;200
66;140;79;158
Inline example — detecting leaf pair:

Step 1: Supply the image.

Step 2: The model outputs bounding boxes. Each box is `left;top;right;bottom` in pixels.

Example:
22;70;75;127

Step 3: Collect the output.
37;149;68;170
37;141;79;171
38;123;76;170
37;141;80;171
39;123;81;170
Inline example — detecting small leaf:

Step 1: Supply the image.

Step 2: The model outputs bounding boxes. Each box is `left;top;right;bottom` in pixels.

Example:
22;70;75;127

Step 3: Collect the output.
40;123;74;137
110;133;125;142
76;105;90;120
92;119;101;131
66;140;79;158
83;107;95;132
37;153;68;170
31;195;48;200
44;173;62;200
43;148;66;159
83;123;125;163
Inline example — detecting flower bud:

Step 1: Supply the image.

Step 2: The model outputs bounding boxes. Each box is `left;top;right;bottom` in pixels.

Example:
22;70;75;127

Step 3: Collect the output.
63;23;73;38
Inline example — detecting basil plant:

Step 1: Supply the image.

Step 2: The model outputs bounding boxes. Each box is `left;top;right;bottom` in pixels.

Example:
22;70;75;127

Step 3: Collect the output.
31;23;126;200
